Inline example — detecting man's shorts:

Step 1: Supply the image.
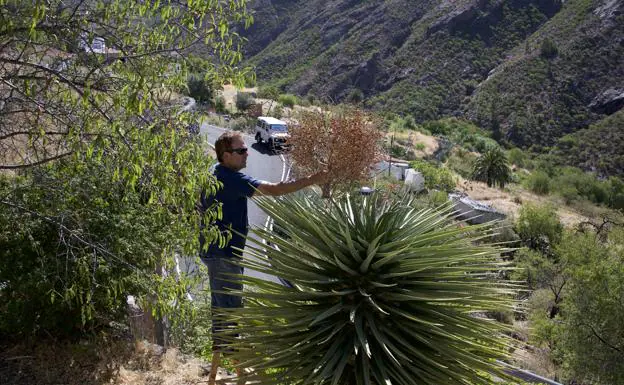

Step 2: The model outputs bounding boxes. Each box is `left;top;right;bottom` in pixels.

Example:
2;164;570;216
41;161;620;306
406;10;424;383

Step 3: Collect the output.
200;256;244;352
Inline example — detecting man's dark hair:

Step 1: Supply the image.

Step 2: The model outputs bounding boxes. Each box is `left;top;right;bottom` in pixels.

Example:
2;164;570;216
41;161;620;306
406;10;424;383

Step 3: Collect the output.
215;131;243;162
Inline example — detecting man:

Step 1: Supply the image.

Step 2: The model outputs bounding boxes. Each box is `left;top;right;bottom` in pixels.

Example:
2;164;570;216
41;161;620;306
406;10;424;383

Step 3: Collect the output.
199;131;326;385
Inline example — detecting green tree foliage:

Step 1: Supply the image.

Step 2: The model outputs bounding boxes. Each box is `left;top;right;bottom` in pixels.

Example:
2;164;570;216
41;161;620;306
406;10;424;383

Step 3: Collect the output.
278;93;298;108
551;166;615;206
235;92;255;111
224;192;519;385
507;148;528;168
515;203;563;254
552;110;624;177
0;0;251;336
257;85;280;100
187;74;214;104
607;176;624;209
471;147;512;189
347;88;364;104
214;95;227;113
556;230;624;384
409;159;456;192
525;229;624;384
525;170;551;195
540;38;559;59
423;118;497;153
389;114;418;132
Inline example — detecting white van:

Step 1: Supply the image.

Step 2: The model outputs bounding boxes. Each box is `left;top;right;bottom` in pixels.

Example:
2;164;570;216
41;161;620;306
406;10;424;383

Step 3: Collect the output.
254;116;290;151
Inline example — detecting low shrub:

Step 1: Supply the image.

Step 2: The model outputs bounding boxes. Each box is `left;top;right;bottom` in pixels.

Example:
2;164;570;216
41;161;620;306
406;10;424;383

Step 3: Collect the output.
257;85;280;100
446;150;477;178
410;159;456;192
515;203;563;253
230;117;252;132
428;190;449;206
553;167;610;206
507;148;528;168
526;171;551;195
278;94;298;108
235;92;254;112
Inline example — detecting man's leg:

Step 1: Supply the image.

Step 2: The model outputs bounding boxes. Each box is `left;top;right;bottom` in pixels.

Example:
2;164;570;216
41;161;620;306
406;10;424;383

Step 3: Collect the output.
202;257;244;383
208;351;221;385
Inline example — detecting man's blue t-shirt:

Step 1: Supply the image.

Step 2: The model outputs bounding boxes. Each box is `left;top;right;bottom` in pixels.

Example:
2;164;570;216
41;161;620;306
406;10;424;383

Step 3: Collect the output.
200;163;261;259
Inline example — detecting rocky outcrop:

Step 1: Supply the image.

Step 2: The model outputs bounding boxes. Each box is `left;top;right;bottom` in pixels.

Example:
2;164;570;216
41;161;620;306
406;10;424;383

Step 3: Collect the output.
589;88;624;115
449;193;506;225
426;0;486;37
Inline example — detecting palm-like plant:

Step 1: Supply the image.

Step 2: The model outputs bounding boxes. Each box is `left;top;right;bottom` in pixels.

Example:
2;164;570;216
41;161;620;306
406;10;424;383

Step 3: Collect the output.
471;147;512;189
218;192;519;385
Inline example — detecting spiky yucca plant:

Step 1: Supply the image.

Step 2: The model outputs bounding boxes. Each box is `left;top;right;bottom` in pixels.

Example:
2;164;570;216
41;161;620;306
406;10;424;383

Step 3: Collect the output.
471;147;512;189
218;192;519;385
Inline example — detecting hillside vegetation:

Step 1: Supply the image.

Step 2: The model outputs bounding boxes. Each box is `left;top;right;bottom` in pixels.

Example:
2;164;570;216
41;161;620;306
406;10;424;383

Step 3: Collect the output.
240;0;624;176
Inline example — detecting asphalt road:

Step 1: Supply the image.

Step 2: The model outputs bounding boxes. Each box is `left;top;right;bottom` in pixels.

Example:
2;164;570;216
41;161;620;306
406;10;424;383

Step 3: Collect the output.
200;123;288;285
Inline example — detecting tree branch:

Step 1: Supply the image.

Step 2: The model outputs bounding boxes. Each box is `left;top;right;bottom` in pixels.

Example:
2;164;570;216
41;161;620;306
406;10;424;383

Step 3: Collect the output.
0;151;72;169
585;322;622;353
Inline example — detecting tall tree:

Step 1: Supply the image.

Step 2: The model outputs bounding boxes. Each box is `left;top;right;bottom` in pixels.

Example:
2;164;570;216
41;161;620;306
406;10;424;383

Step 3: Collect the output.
0;0;252;336
471;146;512;189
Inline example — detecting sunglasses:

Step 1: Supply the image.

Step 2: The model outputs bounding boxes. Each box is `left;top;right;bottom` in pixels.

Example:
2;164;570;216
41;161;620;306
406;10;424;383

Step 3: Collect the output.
228;147;248;155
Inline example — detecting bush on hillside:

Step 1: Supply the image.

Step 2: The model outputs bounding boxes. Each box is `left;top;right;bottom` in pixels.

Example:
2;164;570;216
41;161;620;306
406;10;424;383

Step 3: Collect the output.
423;118;498;153
540;38;559;59
553;167;609;206
230;117;253;132
347;88;364;104
607;176;624;209
235;92;255;112
0;166;202;337
410;159;456;192
236;92;255;111
187;74;214;104
214;95;226;113
526;170;551;195
257;85;280;100
507;148;528;168
278;94;298;108
446;150;477;178
515;203;563;254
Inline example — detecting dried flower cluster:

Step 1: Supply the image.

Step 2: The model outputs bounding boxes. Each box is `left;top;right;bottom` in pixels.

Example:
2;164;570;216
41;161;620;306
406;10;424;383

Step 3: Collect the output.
289;108;384;196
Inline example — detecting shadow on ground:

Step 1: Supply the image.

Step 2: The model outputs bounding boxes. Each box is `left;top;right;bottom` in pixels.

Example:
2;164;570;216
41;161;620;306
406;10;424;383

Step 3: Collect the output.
251;142;281;156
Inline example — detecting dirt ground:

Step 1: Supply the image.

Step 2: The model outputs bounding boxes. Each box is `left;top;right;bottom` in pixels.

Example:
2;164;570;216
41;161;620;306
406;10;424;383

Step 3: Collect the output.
456;177;588;227
0;338;234;385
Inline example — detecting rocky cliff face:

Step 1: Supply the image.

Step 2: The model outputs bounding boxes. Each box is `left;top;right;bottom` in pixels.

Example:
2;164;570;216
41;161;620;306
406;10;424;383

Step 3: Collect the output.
240;0;624;175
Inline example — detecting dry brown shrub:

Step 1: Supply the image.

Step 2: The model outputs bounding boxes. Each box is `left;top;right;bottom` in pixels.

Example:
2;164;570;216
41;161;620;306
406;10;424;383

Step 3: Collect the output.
290;107;384;197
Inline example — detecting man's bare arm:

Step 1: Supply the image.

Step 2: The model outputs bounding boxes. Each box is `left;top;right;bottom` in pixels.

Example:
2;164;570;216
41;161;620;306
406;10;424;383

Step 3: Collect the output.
255;171;327;196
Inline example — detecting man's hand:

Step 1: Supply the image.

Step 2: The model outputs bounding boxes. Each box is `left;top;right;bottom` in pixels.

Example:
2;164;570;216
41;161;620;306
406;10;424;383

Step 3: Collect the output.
308;170;330;186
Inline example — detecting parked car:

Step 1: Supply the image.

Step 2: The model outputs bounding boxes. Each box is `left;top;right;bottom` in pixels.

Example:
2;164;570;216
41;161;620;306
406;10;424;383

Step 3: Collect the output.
254;116;290;152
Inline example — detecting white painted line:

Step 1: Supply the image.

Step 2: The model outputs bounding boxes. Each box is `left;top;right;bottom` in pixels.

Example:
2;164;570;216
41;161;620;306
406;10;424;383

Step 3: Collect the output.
280;154;286;181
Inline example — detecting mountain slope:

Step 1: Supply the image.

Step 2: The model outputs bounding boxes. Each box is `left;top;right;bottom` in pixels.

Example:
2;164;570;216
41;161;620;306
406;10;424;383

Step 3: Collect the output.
241;0;624;175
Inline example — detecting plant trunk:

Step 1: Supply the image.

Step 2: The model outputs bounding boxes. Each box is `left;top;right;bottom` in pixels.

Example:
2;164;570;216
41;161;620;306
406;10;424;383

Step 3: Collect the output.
321;183;331;198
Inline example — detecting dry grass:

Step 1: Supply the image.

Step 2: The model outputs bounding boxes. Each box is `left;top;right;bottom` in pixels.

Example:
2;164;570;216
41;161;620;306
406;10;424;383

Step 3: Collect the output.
386;129;439;160
457;177;590;227
0;337;235;385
